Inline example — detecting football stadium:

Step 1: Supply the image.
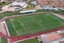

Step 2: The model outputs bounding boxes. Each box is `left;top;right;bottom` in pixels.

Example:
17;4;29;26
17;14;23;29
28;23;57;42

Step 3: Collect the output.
0;0;64;43
5;13;64;36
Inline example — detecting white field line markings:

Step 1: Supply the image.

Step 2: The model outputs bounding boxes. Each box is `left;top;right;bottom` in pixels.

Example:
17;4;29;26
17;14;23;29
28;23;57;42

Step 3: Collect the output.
1;21;11;43
18;20;26;31
44;14;56;25
3;21;10;36
52;13;64;19
13;36;37;43
45;14;61;25
51;13;64;22
50;15;64;25
56;18;64;25
3;21;11;43
31;17;44;28
45;14;55;22
10;19;19;36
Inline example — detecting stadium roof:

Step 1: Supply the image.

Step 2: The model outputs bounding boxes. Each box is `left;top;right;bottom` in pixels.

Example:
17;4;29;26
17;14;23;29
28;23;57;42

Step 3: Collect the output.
10;2;28;8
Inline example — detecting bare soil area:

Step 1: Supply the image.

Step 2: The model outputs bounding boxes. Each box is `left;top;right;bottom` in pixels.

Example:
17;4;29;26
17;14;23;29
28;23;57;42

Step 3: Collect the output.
0;21;7;35
51;13;64;19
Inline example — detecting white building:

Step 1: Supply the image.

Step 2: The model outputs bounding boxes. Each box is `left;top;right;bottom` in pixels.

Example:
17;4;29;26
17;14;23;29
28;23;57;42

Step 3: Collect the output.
1;1;28;12
10;1;28;8
31;1;38;5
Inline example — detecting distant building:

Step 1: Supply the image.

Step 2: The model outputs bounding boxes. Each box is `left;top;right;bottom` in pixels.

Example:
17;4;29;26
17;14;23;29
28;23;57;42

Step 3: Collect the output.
1;1;28;12
10;2;28;8
31;1;38;5
37;0;64;9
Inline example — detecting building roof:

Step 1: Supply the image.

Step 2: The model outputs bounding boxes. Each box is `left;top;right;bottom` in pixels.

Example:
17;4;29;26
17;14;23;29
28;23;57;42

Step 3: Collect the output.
59;32;64;37
10;2;28;8
46;34;61;41
40;31;64;43
59;41;64;43
37;0;64;8
44;33;62;41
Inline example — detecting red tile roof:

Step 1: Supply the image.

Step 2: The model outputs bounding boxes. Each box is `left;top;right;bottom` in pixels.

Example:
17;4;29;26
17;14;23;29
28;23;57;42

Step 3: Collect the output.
37;0;64;8
45;34;62;41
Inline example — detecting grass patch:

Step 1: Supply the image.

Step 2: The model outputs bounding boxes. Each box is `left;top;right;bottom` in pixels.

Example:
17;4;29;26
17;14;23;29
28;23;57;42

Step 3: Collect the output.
36;9;56;12
1;38;8;43
17;38;39;43
0;11;20;19
54;10;64;15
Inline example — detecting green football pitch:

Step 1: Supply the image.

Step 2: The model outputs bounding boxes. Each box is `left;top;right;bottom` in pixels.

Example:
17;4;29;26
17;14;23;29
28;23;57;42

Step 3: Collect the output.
6;13;64;36
17;38;39;43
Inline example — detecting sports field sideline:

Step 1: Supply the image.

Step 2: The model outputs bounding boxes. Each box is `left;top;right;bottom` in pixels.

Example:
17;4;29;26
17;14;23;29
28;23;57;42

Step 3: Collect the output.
6;13;64;36
17;38;39;43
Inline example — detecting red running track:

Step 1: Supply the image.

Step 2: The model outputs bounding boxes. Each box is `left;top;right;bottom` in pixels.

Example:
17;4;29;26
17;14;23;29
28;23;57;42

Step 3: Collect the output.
11;27;64;42
1;23;64;43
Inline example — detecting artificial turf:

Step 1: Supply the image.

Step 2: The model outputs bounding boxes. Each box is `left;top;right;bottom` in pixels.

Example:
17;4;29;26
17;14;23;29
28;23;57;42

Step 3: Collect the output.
6;13;64;36
17;38;39;43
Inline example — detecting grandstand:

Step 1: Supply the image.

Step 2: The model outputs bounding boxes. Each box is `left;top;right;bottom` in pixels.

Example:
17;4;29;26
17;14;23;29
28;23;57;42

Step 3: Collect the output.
20;10;36;14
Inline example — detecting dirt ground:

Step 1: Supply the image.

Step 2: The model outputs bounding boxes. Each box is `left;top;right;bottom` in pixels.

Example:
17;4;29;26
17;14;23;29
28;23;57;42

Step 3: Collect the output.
0;21;7;35
51;13;64;19
0;21;7;43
